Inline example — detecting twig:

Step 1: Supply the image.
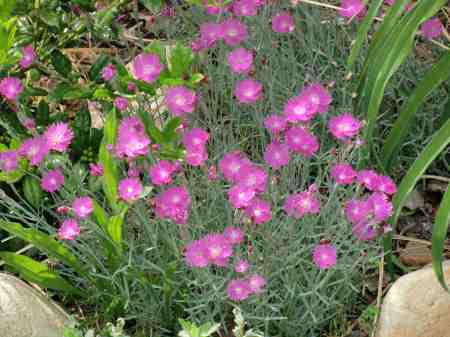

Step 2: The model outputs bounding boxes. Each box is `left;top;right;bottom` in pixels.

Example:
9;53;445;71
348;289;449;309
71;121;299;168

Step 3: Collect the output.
296;0;341;11
420;174;450;183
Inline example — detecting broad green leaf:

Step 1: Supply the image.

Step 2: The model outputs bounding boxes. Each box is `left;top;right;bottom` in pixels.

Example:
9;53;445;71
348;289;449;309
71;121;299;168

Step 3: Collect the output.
51;50;72;77
432;184;450;292
381;51;450;170
71;106;91;158
22;176;43;208
169;42;194;78
132;79;156;95
0;252;79;294
141;0;163;10
162;117;182;143
137;109;164;144
0;220;87;277
112;58;129;78
0;0;16;20
106;205;128;248
188;73;205;85
49;83;93;102
23;86;48;97
39;9;59;27
89;54;110;82
36;100;50;126
93;200;109;228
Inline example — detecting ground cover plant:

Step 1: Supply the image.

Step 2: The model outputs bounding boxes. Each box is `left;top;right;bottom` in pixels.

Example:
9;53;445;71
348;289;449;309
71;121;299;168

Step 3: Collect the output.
0;0;449;336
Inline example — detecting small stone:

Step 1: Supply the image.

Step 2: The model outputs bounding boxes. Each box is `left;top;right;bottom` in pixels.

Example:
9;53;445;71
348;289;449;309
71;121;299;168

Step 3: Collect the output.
375;261;450;337
399;241;432;266
0;273;68;337
403;188;424;211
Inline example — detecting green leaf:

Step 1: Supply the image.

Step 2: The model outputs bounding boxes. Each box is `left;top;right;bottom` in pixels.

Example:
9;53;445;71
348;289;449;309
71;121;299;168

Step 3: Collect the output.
144;40;166;61
0;220;87;277
49;83;93;102
99;108;119;210
71;106;91;157
137;109;164;144
112;58;129;78
36;100;50;126
22;176;43;208
0;0;16;20
93;200;109;229
39;8;59;27
169;42;194;78
188;73;205;85
0;252;79;294
141;0;163;10
89;54;110;82
51;50;72;77
162;117;182;143
106;205;128;248
132;79;156;95
381;51;450;170
432;183;450;292
23;86;48;97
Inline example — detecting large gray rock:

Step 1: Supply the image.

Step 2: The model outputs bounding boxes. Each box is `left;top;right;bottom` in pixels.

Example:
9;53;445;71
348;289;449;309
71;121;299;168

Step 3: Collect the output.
0;273;69;337
376;261;450;337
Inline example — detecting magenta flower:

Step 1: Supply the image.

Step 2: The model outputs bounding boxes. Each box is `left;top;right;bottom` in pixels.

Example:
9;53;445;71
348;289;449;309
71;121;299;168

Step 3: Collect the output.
222;18;248;46
232;0;258;17
224;226;244;245
102;63;116;81
357;169;380;191
116;117;151;159
313;244;337;270
200;22;223;48
0;151;18;172
19;137;50;166
235;259;250;273
285;127;319;157
264;115;287;134
89;163;104;176
244;197;272;224
203;233;233;266
182;128;209;151
114;96;129;111
185;240;209;268
41;169;65;193
234;79;263;104
228;184;256;209
377;175;397;195
328;113;362;140
339;0;366;18
19;45;37;69
264;141;290;170
118;177;143;202
149;160;177;185
344;199;371;224
165;86;197;116
0;77;23;101
185;148;208;166
283;191;320;218
352;221;377;241
203;0;226;15
421;18;444;40
58;219;80;241
44;122;74;152
272;12;295;33
72;196;94;219
227;279;251;301
22;118;36;130
219;151;252;183
132;53;163;83
227;48;253;74
368;192;393;222
154;186;191;224
302;83;332;114
283;94;318;123
330;163;357;185
235;165;267;193
247;274;266;294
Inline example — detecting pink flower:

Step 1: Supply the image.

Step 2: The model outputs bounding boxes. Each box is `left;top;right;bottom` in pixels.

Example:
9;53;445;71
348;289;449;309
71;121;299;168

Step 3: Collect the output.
19;45;37;69
328;113;362;140
89;163;104;176
102;63;116;81
132;53;163;83
219;151;252;183
116;117;151;159
244;198;272;224
149;160;178;185
114;96;129;111
224;226;244;245
313;244;337;270
20;137;50;165
41;169;65;193
200;22;223;48
421;18;444;40
44;122;74;152
368;192;393;222
203;233;233;266
22;118;36;130
232;0;258;17
283;190;320;218
235;165;267;193
203;0;227;15
58;219;80;241
165;86;197;116
264;115;287;134
339;0;366;18
185;148;208;166
222;18;248;46
283;94;318;123
285;127;319;157
264;141;290;170
182;128;209;151
207;165;218;181
228;184;256;208
227;48;253;74
118;177;143;202
330;163;356;185
377;175;397;195
185;240;209;268
302;83;332;114
344;199;371;224
72;196;94;219
235;259;250;273
352;221;377;241
227;279;251;301
234;79;263;104
272;12;295;33
247;274;266;294
0;151;18;172
357;169;380;191
154;186;191;224
0;77;23;101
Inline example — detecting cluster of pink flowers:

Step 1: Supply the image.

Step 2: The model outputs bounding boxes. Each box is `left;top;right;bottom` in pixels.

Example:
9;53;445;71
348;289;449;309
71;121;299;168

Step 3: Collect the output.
182;128;209;166
284;184;321;218
115;116;151;159
227;274;266;301
154;186;191;224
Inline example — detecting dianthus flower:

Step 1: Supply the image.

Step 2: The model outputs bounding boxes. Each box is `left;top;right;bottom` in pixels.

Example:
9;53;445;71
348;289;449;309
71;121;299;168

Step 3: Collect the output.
272;12;295;33
154;186;191;224
219;152;252;183
247;274;266;294
114;96;129;111
227;279;251;301
0;151;18;172
328;113;362;140
263;141;290;170
101;63;116;81
224;226;244;245
283;190;320;218
330;163;356;185
149;160;178;185
203;233;233;266
302;83;332;114
285;127;319;157
0;77;23;101
235;259;250;273
357;169;380;191
72;196;94;219
344;199;371;224
222;18;248;46
263;114;287;134
232;0;258;17
132;53;163;83
234;79;263;104
41;169;64;192
283;94;318;123
118;177;143;202
244;197;272;224
20;137;50;166
234;165;267;193
44;122;74;152
165;86;197;116
228;184;256;209
313;244;337;269
339;0;366;18
19;45;37;69
182;128;209;151
185;239;209;268
116;117;151;159
421;18;444;40
58;219;80;241
200;22;223;48
227;48;253;74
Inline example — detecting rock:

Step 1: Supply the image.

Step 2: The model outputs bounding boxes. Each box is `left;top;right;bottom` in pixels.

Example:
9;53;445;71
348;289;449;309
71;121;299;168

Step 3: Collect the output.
399;241;432;267
0;273;69;337
375;261;450;337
